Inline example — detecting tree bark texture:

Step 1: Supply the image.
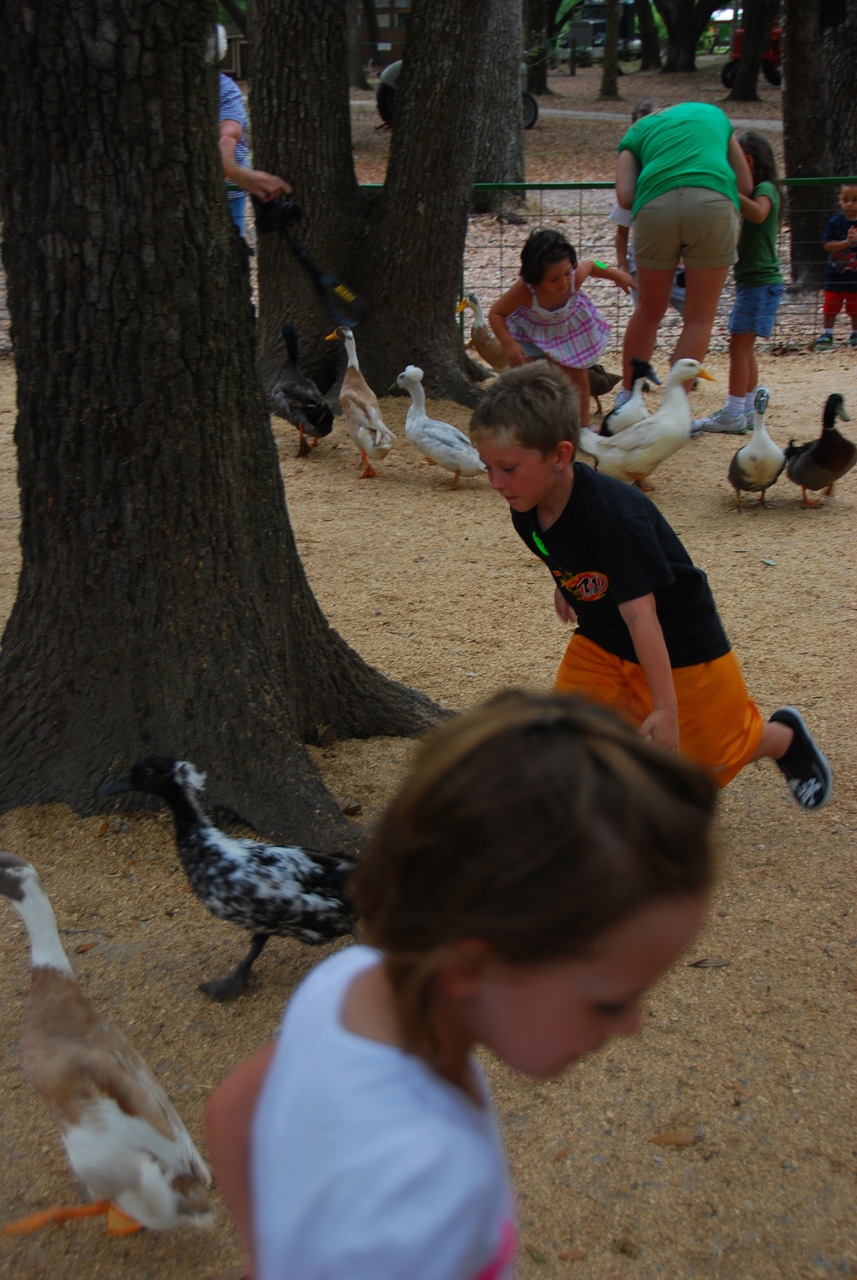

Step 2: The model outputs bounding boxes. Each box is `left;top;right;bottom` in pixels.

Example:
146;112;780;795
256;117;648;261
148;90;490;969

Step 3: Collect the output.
824;0;857;176
0;0;442;847
473;0;526;217
250;0;495;404
782;0;830;286
653;0;718;71
727;0;779;102
600;0;621;98
635;0;662;70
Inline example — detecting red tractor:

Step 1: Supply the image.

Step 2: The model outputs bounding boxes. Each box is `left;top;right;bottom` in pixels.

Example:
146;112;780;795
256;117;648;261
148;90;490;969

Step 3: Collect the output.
721;20;782;87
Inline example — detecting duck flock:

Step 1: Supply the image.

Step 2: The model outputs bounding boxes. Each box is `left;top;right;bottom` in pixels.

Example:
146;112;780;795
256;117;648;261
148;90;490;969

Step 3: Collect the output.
272;299;856;504
0;298;854;1245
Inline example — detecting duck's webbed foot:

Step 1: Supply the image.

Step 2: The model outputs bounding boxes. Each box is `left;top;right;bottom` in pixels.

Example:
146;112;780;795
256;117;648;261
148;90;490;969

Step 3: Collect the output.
199;933;271;1001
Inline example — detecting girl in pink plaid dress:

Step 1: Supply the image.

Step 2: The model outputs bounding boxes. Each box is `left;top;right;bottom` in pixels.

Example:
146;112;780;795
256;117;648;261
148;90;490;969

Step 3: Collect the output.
488;229;635;426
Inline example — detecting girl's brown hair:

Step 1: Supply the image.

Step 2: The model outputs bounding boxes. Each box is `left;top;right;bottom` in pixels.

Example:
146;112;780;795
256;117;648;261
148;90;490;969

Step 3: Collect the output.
738;130;782;218
469;361;580;453
352;690;716;1061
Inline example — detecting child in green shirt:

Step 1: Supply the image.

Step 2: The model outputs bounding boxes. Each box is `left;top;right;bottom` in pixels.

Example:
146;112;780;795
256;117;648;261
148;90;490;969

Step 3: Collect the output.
694;131;784;435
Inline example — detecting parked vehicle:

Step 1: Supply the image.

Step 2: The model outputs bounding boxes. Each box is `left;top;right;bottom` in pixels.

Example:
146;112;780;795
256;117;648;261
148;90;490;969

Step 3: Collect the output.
721;21;782;87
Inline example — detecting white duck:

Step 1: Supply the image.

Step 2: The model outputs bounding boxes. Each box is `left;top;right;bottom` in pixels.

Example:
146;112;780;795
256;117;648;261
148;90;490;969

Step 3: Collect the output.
727;386;786;509
578;358;713;490
396;364;487;487
456;293;508;372
326;327;393;478
0;853;213;1237
600;356;661;435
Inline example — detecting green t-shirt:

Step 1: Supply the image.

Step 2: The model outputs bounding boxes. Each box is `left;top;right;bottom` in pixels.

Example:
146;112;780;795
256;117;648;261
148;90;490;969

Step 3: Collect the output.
618;103;739;219
733;181;782;287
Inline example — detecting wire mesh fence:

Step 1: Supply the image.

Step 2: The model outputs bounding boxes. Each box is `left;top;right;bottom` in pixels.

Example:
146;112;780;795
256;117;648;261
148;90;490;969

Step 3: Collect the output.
462;177;857;357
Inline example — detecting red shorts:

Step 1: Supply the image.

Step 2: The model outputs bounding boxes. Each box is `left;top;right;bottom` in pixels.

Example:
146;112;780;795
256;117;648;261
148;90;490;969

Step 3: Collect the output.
554;634;764;787
823;290;857;319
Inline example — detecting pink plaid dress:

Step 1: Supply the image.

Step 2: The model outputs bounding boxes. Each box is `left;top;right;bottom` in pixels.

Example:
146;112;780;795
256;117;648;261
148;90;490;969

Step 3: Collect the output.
506;281;610;368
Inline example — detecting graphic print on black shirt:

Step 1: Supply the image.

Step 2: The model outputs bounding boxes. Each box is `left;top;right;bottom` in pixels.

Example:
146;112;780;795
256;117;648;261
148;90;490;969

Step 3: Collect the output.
511;464;731;667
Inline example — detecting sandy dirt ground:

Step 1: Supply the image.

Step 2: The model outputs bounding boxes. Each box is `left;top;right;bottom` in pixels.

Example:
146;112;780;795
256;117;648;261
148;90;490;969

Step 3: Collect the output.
0;60;855;1280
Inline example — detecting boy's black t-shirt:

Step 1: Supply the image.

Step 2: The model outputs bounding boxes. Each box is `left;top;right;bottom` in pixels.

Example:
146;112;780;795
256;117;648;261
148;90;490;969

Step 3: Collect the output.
511;463;731;667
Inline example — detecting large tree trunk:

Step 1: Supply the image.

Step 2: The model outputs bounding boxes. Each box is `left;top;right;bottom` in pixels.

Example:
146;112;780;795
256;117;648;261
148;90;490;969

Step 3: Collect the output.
824;0;857;176
600;0;621;98
635;0;663;70
782;0;830;287
727;0;779;102
0;0;442;849
653;0;718;71
473;0;526;217
250;0;494;405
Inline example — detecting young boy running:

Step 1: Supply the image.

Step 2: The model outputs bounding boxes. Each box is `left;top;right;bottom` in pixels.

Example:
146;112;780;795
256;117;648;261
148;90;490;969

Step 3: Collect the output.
470;362;831;808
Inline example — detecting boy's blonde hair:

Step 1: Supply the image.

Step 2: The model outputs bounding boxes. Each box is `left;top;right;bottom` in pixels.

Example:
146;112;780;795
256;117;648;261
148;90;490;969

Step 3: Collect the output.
352;689;715;1063
469;361;580;455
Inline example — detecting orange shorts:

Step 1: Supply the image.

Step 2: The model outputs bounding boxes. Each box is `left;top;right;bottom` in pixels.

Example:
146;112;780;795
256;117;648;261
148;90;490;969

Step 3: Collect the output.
555;633;764;787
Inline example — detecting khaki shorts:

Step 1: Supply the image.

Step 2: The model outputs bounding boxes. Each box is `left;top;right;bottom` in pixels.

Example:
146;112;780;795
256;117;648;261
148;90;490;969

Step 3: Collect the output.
634;187;739;270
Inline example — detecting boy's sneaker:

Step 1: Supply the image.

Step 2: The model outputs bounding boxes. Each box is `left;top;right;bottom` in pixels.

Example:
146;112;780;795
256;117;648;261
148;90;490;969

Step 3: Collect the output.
691;407;748;435
770;707;832;810
813;332;834;350
850;331;857;348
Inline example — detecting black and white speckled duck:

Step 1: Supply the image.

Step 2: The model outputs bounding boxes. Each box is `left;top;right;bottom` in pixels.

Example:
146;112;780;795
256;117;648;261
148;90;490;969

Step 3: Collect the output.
100;759;357;1001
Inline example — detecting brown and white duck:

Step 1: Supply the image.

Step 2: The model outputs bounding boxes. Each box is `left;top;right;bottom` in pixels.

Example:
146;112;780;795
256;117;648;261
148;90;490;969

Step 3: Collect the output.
0;853;213;1237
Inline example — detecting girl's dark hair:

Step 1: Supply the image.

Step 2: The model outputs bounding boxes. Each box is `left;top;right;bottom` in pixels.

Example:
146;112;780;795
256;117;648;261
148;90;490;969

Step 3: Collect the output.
352;690;716;1061
738;130;782;216
520;228;577;285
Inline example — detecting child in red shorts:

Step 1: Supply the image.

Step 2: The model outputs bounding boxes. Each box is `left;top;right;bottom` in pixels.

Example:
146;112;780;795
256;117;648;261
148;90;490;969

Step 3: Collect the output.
814;183;857;349
471;362;833;808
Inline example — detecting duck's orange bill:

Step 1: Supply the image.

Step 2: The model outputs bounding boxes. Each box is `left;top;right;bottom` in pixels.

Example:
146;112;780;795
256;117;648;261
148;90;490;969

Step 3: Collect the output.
2;1199;111;1235
697;368;716;381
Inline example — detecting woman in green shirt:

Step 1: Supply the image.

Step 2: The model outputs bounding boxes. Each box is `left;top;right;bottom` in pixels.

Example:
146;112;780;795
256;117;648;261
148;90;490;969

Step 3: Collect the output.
613;102;753;405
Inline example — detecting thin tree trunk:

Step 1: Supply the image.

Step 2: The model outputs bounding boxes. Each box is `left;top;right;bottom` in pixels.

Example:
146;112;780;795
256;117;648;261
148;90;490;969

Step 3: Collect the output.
600;0;621;98
524;0;551;94
473;0;526;217
727;0;778;102
653;0;718;71
347;0;370;89
0;1;442;848
782;0;830;286
635;0;662;70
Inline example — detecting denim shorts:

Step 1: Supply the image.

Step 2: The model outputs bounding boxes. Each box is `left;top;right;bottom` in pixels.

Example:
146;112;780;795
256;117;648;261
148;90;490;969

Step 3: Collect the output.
729;283;784;338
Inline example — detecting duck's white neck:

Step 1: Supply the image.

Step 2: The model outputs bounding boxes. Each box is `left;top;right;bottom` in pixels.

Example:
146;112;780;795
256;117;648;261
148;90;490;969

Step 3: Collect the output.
343;334;360;370
11;878;74;974
751;410;768;437
470;299;487;327
663;374;691;404
405;379;426;415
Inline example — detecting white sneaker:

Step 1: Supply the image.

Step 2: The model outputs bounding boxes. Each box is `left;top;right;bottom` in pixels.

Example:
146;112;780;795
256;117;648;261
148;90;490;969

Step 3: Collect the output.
691;407;748;435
